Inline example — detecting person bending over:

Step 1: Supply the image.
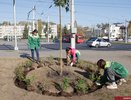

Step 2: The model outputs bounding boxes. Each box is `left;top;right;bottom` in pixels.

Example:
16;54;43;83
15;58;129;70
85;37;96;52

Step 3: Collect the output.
66;47;80;66
96;59;128;89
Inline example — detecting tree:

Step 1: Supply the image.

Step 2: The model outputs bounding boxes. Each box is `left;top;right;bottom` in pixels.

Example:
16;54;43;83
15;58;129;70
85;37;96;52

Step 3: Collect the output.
63;25;69;35
2;21;11;25
18;21;27;25
57;24;61;37
77;25;87;34
128;21;131;36
96;23;109;36
23;24;29;39
53;0;69;76
37;19;43;38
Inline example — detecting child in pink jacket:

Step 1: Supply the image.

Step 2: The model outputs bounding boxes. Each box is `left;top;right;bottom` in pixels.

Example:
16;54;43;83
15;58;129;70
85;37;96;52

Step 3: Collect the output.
66;47;80;66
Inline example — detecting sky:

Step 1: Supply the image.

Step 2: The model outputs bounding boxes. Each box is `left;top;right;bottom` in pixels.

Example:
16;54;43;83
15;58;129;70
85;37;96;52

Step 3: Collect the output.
0;0;131;27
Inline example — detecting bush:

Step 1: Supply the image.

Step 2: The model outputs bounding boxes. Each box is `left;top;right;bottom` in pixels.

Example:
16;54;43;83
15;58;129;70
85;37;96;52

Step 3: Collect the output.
61;77;70;91
14;66;25;82
75;78;88;94
24;60;33;68
15;65;34;87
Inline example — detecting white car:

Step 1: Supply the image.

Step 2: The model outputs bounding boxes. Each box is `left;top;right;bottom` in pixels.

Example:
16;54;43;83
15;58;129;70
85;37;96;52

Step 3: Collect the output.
86;37;111;48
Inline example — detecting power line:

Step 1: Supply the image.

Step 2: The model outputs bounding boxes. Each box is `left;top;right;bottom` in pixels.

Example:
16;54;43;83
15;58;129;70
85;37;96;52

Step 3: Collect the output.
75;1;131;6
74;3;131;9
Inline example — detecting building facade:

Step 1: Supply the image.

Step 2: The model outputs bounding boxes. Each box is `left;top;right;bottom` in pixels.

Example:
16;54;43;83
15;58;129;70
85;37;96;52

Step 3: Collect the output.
41;24;57;39
109;23;125;41
0;25;24;39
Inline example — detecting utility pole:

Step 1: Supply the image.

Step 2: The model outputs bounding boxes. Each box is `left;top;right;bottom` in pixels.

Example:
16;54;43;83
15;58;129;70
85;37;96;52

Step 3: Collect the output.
70;0;76;48
13;0;18;50
47;15;50;42
32;6;36;31
108;23;111;41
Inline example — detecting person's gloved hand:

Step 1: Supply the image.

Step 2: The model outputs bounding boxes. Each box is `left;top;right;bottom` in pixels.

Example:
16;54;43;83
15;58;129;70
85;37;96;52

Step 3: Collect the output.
95;70;101;76
70;62;74;66
95;82;101;86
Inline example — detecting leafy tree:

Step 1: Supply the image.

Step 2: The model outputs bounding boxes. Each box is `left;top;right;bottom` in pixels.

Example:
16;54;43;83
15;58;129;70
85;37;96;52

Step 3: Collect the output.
128;21;131;36
53;0;69;76
23;24;29;39
96;23;109;36
57;24;61;37
77;25;87;35
63;25;69;35
2;21;11;25
18;21;27;25
37;19;43;38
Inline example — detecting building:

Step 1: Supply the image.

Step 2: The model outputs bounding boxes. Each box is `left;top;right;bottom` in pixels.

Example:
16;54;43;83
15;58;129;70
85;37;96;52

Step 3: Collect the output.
41;24;57;39
50;24;57;38
0;25;24;39
109;23;125;41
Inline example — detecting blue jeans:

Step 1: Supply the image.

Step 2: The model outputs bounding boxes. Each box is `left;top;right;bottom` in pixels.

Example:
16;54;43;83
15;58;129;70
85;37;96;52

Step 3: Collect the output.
31;48;39;61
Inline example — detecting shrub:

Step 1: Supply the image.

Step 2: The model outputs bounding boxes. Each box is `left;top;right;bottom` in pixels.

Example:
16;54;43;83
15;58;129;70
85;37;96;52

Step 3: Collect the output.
75;78;88;94
14;66;25;82
88;72;101;82
25;75;35;86
25;60;33;68
54;77;70;92
37;82;44;93
61;77;70;91
15;65;34;87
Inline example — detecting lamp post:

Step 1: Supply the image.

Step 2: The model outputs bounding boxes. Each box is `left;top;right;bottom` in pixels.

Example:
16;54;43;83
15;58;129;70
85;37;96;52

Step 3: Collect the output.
32;6;36;31
13;0;18;50
47;15;50;42
70;0;76;48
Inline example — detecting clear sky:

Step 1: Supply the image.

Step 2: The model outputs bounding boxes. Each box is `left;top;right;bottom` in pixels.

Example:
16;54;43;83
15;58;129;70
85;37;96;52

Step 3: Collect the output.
0;0;131;27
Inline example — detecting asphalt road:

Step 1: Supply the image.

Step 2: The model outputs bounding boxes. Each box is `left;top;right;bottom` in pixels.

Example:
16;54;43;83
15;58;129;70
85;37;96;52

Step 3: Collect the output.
1;39;131;51
0;39;131;73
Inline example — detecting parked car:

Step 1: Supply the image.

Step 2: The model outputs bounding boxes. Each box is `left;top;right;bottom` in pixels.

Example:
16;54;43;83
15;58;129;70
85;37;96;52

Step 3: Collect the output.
86;37;111;48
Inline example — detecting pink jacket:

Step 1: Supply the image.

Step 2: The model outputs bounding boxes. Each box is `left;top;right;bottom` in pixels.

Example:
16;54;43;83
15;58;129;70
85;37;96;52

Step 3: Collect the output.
69;48;76;62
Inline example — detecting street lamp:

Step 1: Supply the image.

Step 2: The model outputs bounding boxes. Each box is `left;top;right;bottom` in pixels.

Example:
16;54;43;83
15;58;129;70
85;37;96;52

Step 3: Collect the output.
13;0;18;50
70;0;76;48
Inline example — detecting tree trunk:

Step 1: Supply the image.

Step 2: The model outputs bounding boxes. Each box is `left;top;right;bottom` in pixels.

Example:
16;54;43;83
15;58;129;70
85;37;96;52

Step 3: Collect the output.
59;6;63;76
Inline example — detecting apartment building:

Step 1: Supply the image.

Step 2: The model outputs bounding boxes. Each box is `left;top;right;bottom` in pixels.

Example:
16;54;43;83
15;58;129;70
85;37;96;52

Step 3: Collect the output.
109;23;125;40
0;25;24;39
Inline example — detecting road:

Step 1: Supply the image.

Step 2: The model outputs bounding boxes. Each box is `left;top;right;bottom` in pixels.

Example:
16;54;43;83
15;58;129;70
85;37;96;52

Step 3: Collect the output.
0;39;131;73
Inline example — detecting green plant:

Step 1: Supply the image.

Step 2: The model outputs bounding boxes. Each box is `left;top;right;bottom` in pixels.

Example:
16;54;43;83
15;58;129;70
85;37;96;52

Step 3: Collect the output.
54;77;70;92
15;64;34;87
25;60;33;68
89;72;101;82
75;79;88;94
37;82;44;92
61;77;70;91
24;75;35;86
15;66;25;82
89;73;96;82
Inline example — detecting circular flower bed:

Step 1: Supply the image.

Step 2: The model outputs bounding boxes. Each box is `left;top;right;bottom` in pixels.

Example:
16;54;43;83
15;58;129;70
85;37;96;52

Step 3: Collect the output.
14;57;102;97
